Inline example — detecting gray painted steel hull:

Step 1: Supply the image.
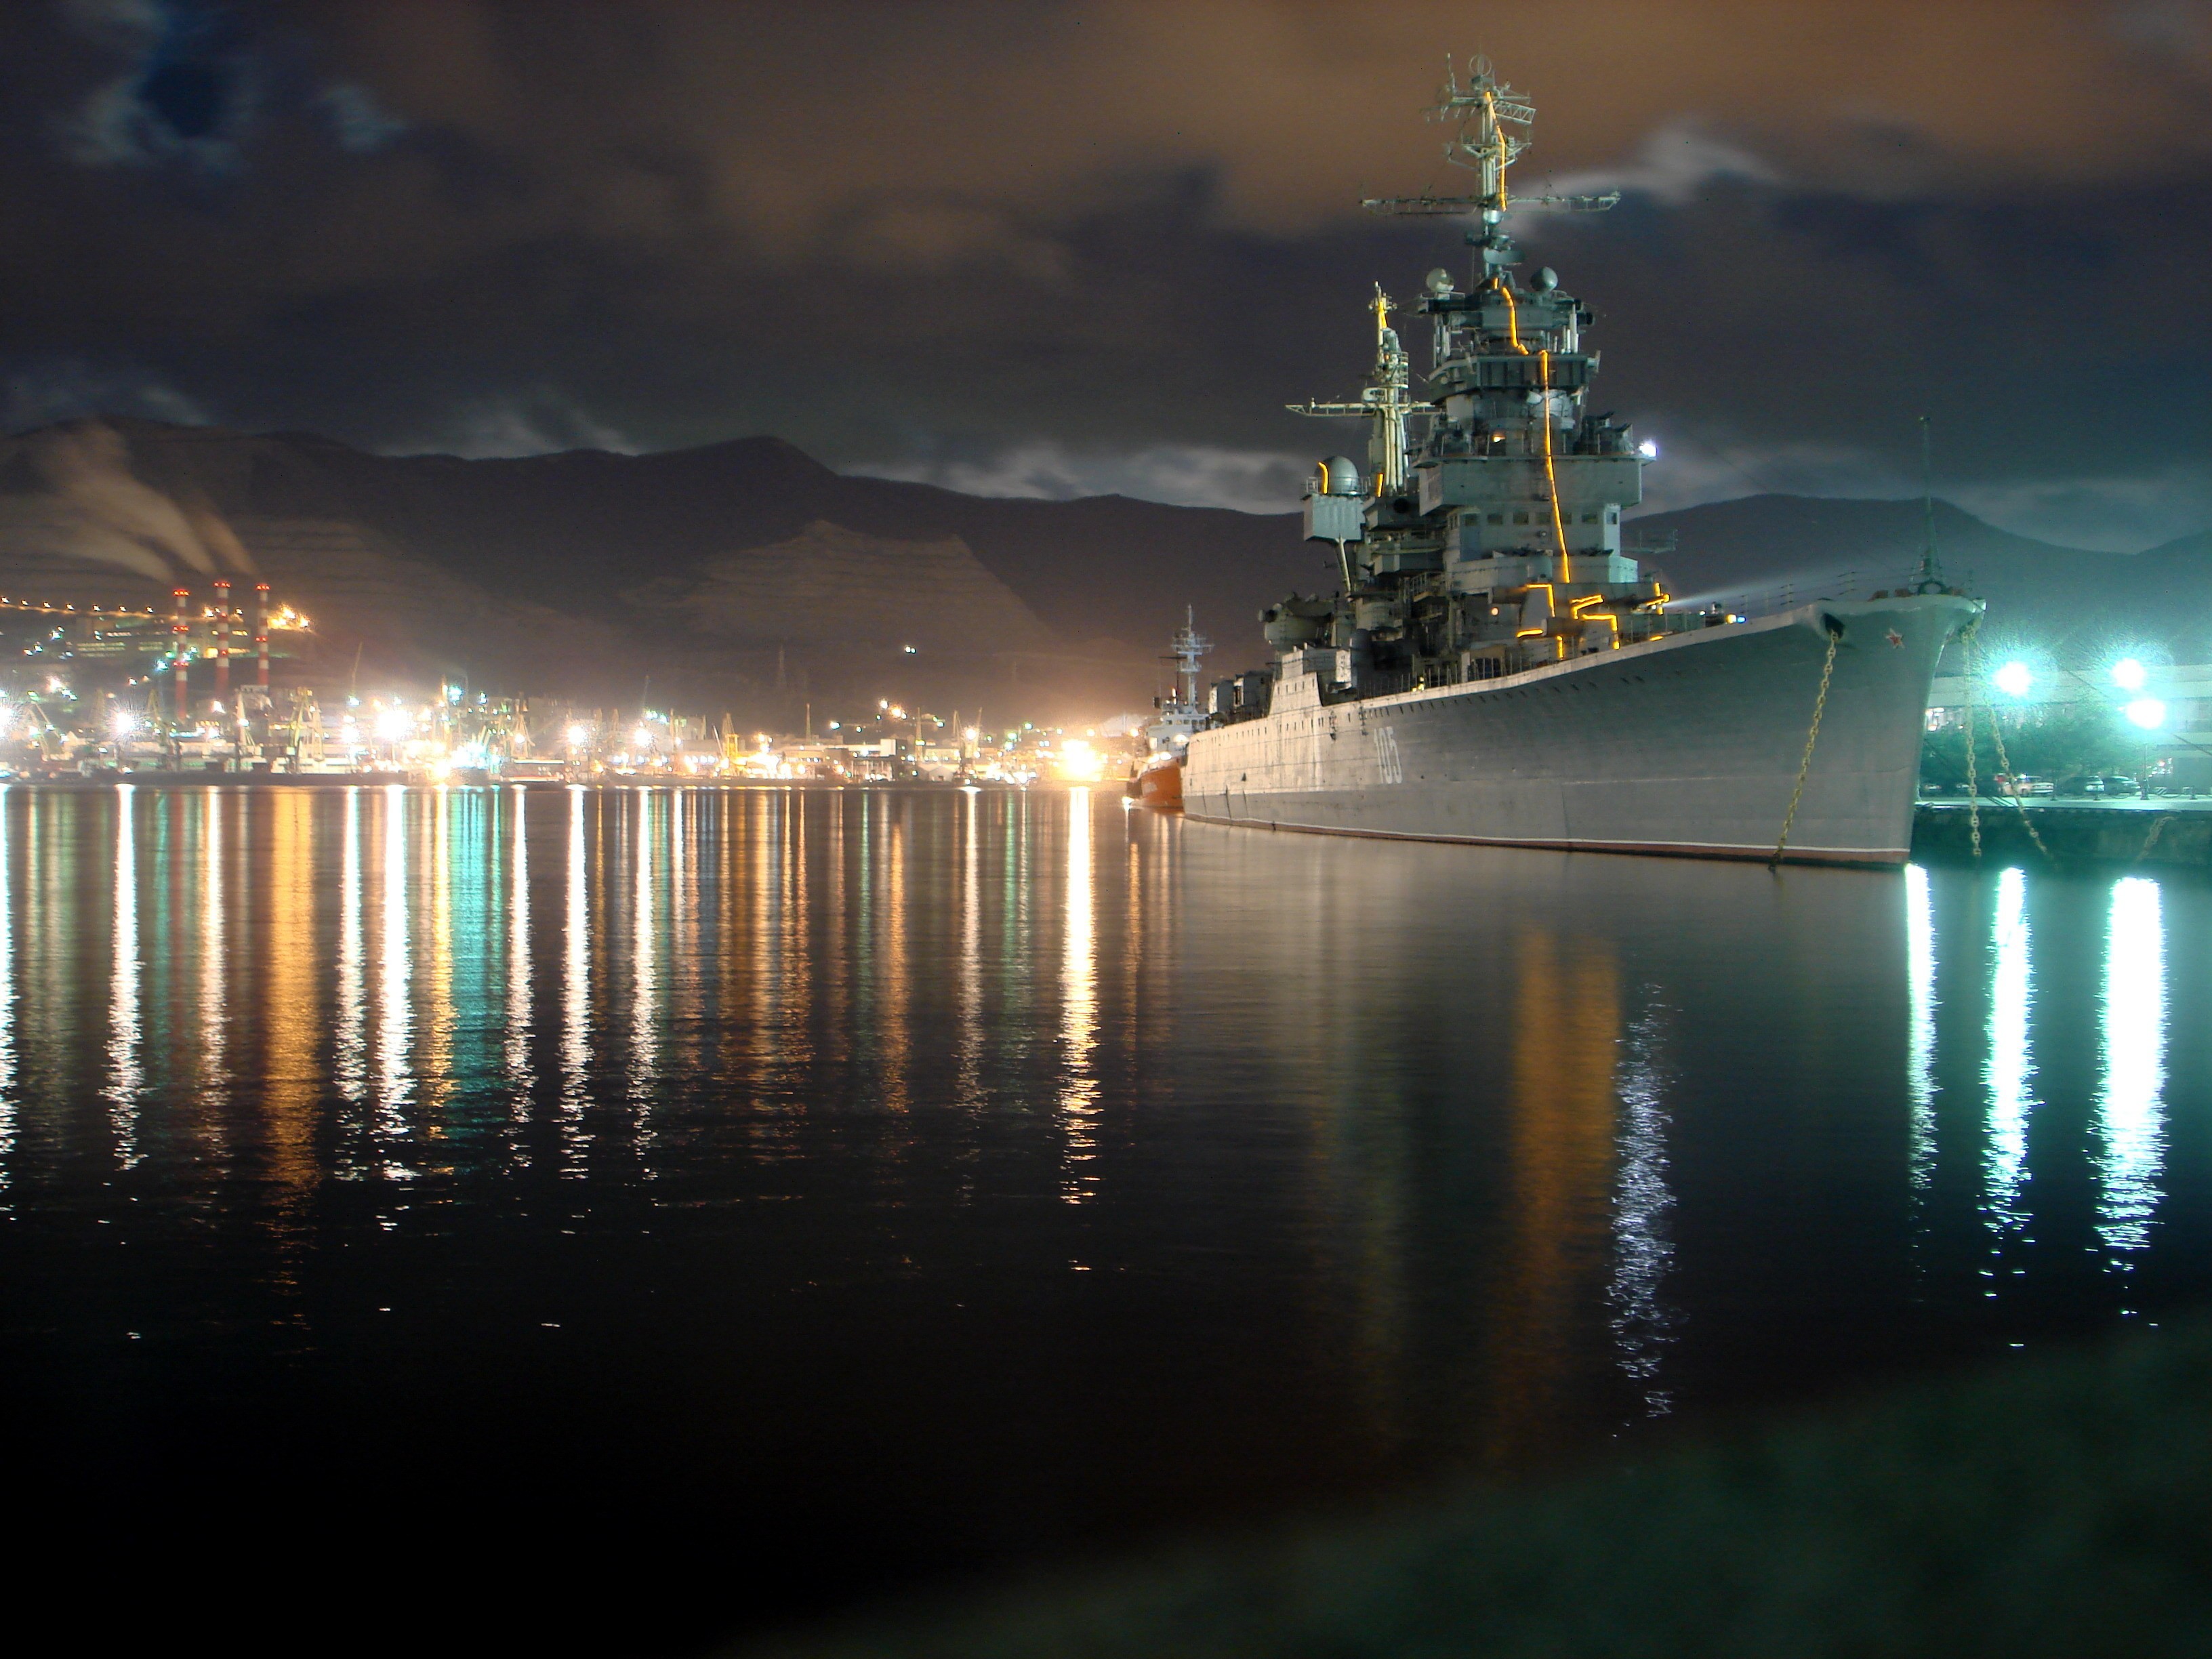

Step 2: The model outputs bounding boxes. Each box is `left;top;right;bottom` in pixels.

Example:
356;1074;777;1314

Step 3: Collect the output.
1183;596;1977;866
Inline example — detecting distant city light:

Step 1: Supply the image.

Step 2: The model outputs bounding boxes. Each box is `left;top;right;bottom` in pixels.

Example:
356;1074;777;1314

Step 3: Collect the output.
902;644;917;654
2111;657;2147;692
2125;697;2167;730
1992;661;2033;697
1638;439;1658;459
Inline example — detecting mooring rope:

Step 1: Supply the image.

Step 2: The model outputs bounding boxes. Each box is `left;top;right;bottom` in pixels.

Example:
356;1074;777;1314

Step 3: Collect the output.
1770;621;1843;869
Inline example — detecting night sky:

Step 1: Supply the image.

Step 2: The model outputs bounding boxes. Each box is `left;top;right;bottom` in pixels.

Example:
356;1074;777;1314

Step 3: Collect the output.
3;1;2208;550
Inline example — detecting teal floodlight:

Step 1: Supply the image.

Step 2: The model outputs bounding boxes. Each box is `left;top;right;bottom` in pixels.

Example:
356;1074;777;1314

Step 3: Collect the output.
2112;657;2148;692
1992;660;2033;698
2125;698;2167;731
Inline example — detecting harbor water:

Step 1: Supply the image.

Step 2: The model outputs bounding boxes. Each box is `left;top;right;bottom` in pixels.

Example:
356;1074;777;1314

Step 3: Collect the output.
3;783;2208;1654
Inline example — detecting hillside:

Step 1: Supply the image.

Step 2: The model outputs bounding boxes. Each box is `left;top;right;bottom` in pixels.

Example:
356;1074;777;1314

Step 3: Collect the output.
0;419;1322;720
0;418;2202;724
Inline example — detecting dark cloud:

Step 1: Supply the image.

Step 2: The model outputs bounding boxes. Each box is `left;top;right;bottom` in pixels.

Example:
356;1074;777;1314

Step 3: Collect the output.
1;0;2208;546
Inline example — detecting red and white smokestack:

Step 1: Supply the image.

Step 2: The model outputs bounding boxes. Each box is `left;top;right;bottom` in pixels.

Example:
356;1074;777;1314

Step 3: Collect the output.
255;582;271;688
171;585;191;722
213;577;231;701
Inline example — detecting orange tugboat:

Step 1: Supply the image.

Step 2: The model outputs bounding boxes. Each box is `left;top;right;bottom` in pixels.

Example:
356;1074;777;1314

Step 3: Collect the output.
1126;609;1210;812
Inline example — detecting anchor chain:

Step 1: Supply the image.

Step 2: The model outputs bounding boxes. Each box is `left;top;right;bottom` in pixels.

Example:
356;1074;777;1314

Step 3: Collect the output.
1963;626;1981;857
1770;619;1843;869
1962;625;2052;862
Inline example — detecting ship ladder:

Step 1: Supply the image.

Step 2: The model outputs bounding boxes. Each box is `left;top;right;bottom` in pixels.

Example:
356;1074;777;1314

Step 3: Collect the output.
1769;619;1844;870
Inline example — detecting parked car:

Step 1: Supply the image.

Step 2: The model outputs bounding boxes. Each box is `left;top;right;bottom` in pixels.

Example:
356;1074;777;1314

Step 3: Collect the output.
2101;775;2140;797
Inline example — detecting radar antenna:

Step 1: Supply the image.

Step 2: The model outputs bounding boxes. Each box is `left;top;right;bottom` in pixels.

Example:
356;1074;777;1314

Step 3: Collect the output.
1363;56;1620;219
1286;284;1417;495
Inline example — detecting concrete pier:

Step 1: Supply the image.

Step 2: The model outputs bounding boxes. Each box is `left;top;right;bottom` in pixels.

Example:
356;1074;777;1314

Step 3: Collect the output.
1914;798;2212;868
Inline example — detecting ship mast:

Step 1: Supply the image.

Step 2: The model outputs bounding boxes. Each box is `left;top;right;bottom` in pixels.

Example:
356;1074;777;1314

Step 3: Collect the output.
1913;414;1947;593
1287;285;1415;497
1169;606;1212;708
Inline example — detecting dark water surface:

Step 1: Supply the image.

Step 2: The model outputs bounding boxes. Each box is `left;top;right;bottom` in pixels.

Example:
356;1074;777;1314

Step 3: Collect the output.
3;783;2208;1652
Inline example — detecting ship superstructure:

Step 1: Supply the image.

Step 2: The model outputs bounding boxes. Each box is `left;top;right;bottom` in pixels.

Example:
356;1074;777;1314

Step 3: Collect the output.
1181;59;1978;865
1130;607;1212;808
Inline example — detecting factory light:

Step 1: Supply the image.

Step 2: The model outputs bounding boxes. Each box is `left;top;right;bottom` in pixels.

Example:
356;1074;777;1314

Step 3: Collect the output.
962;726;979;742
109;709;135;738
1992;661;2033;698
2111;657;2148;692
567;723;590;748
2125;698;2167;730
1057;738;1105;782
373;708;411;742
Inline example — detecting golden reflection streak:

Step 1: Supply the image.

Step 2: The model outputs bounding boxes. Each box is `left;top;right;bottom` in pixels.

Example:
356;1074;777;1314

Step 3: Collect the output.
375;783;413;1151
1904;863;1938;1194
506;787;533;1117
560;785;590;1167
1982;866;2034;1240
1487;928;1618;1460
783;792;811;1079
632;787;657;1098
0;787;13;1181
335;789;367;1114
105;784;142;1164
418;786;454;1118
260;792;320;1216
750;793;771;1084
956;787;983;1115
1058;786;1098;1202
881;794;910;1115
670;787;696;1080
2096;877;2165;1263
200;787;226;1106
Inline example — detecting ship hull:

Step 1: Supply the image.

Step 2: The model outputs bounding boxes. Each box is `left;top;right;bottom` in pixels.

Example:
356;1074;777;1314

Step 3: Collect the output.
1130;754;1184;810
1183;596;1976;867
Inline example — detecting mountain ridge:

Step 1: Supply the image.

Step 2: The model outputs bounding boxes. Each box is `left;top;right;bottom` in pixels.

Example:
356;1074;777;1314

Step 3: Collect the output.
0;417;2203;716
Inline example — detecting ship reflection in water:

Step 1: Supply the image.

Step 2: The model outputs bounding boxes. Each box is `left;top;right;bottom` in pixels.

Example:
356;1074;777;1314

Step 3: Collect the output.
2;783;2209;1652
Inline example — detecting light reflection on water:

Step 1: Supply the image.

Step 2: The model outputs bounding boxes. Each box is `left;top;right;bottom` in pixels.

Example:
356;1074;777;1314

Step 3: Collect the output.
2;785;2209;1642
2097;878;2165;1263
1983;865;2036;1240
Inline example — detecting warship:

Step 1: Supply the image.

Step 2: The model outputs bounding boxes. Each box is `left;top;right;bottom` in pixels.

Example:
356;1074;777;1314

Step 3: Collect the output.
1130;609;1212;808
1179;59;1977;865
